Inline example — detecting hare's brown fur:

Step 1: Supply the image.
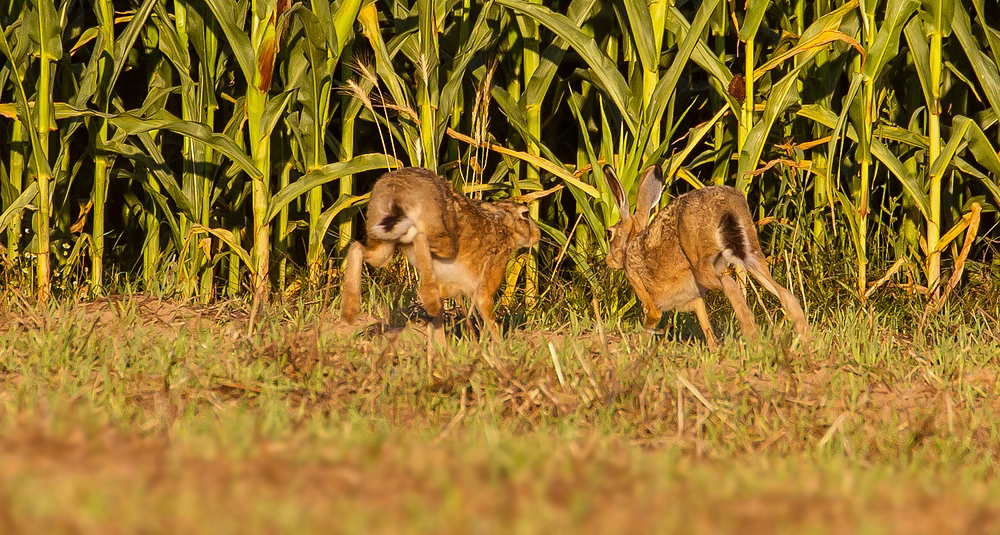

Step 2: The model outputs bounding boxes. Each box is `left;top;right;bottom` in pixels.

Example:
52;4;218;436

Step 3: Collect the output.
605;165;810;348
341;167;539;335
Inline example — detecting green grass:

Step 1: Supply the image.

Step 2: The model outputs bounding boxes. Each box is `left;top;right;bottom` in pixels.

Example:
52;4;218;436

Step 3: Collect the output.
1;291;999;534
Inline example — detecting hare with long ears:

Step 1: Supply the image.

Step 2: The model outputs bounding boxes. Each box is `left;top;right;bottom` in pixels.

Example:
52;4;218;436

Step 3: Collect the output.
341;167;540;351
603;164;810;348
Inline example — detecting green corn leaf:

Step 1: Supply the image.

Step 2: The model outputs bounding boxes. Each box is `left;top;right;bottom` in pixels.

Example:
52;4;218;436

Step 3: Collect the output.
904;18;933;109
647;0;720;122
664;6;736;109
522;0;599;107
861;0;919;82
0;183;38;232
265;154;401;223
622;0;657;73
918;0;954;37
109;109;260;179
735;1;861;187
738;71;801;189
954;116;1000;206
189;224;254;273
969;0;1000;69
665;107;729;182
0;21;54;182
260;90;295;140
496;0;637;133
927;118;972;178
310;193;370;253
203;0;255;84
568;91;612;238
797;104;932;217
435;2;500;148
332;0;362;56
26;0;62;61
738;0;771;42
950;2;1000;116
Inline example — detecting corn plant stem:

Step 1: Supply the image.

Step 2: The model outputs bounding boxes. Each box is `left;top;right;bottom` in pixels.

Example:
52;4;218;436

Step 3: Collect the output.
36;55;53;302
795;0;804;95
337;46;356;257
856;57;874;298
90;0;114;296
447;0;471;165
227;251;239;297
858;148;870;296
927;30;943;294
176;0;197;298
574;82;593;252
91;98;109;295
574;140;590;252
8;121;25;260
143;203;160;292
248;85;271;305
501;24;522;307
812;151;828;243
200;5;220;299
739;36;754;182
248;1;275;306
645;0;667;151
305;109;327;285
712;3;727;185
523;2;541;309
417;0;438;170
812;0;829;243
199;134;215;299
277;158;291;291
306;1;333;285
306;186;322;284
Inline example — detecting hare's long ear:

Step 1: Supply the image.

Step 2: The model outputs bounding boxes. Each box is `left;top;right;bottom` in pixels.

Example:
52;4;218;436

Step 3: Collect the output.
603;165;630;217
633;165;664;226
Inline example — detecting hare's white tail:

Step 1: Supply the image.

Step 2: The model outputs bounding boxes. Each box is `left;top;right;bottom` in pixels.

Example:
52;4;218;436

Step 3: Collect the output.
718;211;785;297
718;211;752;268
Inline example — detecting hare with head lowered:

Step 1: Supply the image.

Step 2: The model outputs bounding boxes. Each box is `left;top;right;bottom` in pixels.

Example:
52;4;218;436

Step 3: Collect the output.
341;167;540;343
603;164;810;348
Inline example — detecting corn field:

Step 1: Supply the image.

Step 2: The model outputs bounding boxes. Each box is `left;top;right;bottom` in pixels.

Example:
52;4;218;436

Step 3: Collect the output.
1;0;998;310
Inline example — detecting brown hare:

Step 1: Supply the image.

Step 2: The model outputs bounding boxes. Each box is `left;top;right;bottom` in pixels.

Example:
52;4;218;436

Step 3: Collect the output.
603;164;810;348
341;167;540;343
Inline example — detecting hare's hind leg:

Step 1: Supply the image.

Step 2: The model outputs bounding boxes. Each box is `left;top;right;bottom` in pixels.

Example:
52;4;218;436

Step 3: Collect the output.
411;232;447;376
474;286;503;340
690;258;760;344
342;239;396;323
744;255;810;343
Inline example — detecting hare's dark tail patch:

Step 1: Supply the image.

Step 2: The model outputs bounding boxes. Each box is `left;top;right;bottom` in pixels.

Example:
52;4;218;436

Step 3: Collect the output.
719;212;748;262
372;203;413;241
377;203;405;233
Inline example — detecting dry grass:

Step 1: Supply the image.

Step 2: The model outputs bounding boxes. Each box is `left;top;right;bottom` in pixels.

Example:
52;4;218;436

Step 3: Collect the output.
1;295;999;534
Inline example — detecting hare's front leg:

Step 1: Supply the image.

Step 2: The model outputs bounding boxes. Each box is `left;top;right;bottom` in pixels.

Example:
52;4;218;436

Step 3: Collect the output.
629;281;663;333
691;297;720;350
341;239;395;323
